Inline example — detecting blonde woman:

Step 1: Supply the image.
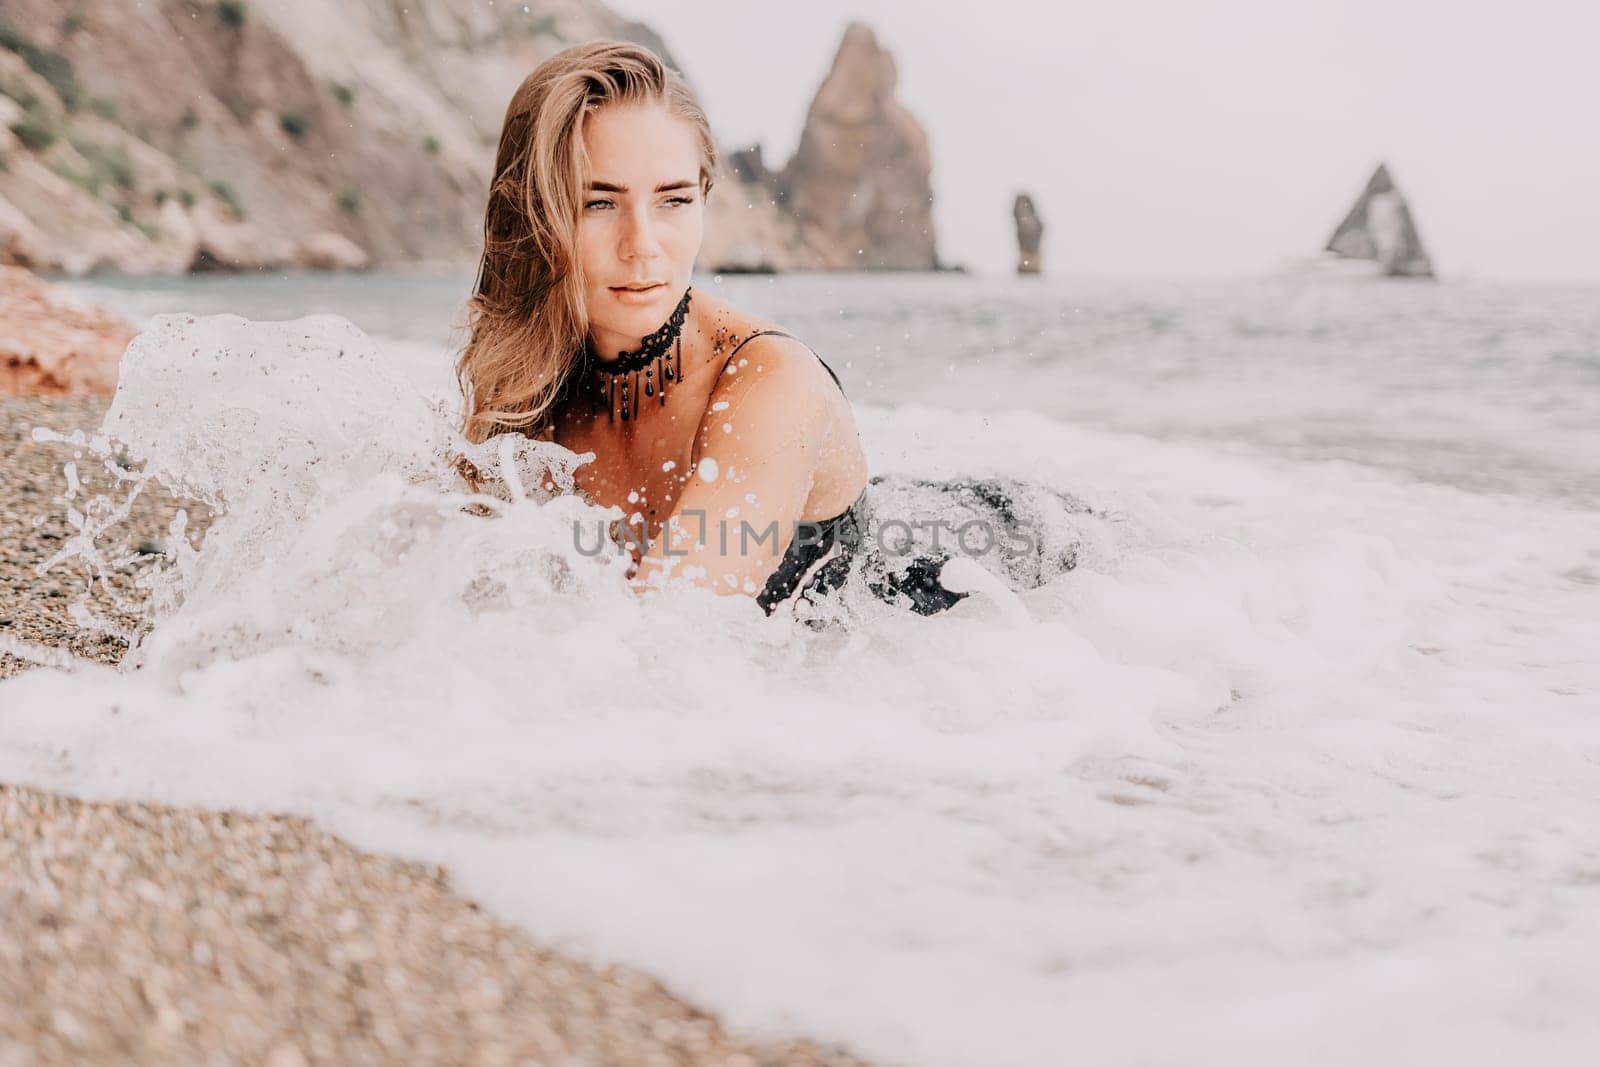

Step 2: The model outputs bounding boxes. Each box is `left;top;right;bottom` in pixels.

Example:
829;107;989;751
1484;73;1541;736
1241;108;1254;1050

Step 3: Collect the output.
457;40;981;615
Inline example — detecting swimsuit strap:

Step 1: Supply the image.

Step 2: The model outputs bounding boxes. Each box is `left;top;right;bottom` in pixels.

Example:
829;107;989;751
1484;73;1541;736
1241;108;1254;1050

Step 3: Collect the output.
720;330;846;394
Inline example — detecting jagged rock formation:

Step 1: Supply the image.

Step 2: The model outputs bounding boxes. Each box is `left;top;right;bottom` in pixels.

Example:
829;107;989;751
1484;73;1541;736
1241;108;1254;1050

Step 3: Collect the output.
1324;163;1434;278
1;265;131;396
760;22;938;271
1014;193;1042;274
0;5;938;275
726;145;773;187
698;142;813;273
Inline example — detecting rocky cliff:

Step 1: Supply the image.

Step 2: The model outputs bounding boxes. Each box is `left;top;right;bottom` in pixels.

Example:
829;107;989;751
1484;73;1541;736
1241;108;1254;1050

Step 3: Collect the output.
0;0;648;273
767;22;938;271
0;4;936;275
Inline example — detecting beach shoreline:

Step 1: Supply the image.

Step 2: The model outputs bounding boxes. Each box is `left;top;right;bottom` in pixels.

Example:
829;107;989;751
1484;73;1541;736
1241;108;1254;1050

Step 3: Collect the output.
0;396;866;1066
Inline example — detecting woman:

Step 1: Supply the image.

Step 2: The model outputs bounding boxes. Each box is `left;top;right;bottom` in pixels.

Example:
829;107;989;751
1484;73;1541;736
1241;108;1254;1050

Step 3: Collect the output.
455;41;1084;616
456;40;964;615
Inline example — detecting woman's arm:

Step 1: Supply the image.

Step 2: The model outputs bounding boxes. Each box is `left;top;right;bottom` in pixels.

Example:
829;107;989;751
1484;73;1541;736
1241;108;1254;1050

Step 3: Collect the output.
629;340;848;600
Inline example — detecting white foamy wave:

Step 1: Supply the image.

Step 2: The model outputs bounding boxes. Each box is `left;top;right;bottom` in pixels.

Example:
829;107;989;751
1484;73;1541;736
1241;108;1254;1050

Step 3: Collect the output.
3;313;1600;1066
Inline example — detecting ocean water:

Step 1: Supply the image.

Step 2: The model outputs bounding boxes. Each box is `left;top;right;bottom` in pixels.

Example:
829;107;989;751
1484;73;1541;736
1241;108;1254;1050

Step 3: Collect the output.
4;271;1599;1065
62;269;1600;504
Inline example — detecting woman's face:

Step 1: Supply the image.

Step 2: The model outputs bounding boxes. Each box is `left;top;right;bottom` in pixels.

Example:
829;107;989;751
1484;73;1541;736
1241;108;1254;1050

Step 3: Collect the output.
577;102;706;355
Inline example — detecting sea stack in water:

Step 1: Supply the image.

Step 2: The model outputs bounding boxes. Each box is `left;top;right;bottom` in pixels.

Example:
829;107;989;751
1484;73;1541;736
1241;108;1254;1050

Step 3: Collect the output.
1014;194;1043;274
775;22;938;270
1324;164;1434;278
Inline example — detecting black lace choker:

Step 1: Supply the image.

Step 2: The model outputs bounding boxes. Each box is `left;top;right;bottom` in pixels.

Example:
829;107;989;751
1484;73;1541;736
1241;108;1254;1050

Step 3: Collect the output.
588;286;692;423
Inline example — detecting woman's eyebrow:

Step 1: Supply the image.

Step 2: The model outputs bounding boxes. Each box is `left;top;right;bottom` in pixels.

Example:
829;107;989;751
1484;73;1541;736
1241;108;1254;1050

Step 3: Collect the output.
586;180;697;193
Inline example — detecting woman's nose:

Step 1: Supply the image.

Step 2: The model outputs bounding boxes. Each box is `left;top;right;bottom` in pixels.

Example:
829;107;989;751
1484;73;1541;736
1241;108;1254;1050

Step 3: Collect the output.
619;206;663;262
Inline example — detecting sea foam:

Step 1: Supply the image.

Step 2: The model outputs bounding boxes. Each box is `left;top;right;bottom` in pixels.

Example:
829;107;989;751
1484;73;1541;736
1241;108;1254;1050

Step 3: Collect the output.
3;312;1599;1066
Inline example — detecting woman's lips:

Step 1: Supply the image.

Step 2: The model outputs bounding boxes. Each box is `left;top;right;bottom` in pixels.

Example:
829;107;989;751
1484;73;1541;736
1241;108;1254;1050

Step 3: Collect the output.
609;283;665;302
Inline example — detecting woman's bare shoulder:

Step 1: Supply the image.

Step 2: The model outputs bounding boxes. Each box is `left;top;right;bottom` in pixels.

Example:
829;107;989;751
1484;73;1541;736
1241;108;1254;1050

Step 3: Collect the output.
711;331;837;401
693;289;841;409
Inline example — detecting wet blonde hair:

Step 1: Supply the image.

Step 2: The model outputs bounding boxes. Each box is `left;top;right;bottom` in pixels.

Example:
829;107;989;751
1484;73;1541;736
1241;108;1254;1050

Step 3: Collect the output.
456;41;719;446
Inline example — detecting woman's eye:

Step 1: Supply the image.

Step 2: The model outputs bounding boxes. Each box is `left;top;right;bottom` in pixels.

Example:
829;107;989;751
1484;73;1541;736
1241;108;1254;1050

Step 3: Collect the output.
585;196;692;211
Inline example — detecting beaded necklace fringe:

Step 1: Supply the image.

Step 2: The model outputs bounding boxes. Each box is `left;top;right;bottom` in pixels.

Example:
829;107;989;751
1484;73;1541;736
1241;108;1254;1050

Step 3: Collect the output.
589;286;692;423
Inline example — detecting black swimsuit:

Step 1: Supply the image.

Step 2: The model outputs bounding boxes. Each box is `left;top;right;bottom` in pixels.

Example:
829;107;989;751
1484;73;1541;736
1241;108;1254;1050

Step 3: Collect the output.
728;332;972;618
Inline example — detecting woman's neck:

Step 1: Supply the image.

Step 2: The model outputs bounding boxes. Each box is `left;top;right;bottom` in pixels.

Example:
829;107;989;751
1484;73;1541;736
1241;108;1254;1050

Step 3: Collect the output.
586;294;721;382
570;295;724;432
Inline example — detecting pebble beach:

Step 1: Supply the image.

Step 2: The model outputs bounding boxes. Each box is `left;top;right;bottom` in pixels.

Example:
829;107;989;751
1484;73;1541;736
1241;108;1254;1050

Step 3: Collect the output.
0;396;866;1067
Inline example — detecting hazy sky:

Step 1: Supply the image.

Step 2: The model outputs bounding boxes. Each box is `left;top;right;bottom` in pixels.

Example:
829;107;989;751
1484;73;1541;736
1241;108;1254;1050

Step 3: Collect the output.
603;0;1600;282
